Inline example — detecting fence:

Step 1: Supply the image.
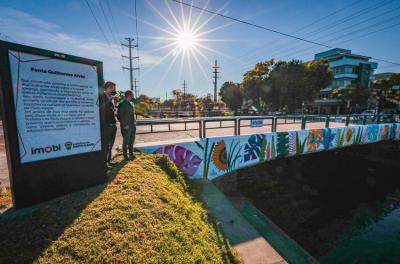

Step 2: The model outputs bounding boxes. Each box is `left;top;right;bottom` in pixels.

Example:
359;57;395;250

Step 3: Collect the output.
136;114;400;139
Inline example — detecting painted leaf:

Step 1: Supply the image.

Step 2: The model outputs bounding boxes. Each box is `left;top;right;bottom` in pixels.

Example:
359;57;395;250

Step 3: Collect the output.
244;134;266;162
277;132;289;158
155;145;202;177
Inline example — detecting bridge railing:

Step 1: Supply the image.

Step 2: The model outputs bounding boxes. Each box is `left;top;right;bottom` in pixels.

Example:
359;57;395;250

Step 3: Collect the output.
136;114;400;139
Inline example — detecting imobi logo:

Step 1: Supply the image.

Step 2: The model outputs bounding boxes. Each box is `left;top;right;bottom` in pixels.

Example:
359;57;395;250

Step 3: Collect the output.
31;144;61;155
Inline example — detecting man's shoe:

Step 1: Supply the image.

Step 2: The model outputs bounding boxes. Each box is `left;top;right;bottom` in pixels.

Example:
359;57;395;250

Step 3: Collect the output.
129;155;136;161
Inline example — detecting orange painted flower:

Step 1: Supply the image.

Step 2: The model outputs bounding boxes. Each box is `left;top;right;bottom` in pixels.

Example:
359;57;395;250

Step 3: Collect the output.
212;140;228;171
346;128;354;142
380;125;389;140
307;129;323;152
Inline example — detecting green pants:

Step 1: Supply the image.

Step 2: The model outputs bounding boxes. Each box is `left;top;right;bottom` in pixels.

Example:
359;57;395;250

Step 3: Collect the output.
121;126;136;156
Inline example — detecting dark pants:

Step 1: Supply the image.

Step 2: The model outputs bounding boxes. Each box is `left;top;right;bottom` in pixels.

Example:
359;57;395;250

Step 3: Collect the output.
121;126;136;157
106;124;117;162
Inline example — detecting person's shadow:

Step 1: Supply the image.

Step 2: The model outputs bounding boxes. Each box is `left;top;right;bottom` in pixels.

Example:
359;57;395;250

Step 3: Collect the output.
0;159;126;263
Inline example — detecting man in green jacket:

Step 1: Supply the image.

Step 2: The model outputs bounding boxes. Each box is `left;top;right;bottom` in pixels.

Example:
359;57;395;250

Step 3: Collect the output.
117;90;136;161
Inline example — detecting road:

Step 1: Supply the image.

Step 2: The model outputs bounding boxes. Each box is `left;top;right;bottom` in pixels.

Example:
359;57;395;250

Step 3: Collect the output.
0;120;345;187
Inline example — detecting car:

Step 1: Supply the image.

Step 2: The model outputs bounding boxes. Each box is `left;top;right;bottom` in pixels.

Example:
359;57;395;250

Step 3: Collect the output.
361;109;377;121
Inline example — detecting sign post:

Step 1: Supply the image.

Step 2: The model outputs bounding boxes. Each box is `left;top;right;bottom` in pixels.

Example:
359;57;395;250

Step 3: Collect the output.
250;119;263;128
0;41;107;209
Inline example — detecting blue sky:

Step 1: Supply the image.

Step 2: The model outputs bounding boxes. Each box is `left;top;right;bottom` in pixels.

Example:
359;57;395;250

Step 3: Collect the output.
1;0;400;99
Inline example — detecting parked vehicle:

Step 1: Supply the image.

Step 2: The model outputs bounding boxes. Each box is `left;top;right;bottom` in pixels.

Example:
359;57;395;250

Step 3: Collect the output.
361;109;377;121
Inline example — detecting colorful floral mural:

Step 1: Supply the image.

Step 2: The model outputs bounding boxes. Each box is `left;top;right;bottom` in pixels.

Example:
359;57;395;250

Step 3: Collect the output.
154;145;202;177
138;123;400;181
322;128;336;150
244;134;266;162
307;129;323;152
364;125;379;142
345;128;354;143
212;141;228;171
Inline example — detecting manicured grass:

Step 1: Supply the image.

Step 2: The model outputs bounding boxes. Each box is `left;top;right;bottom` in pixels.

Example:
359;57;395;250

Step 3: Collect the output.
0;154;239;263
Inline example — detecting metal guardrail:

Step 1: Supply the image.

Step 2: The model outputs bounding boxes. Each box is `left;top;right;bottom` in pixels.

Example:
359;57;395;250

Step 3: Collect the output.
136;114;400;138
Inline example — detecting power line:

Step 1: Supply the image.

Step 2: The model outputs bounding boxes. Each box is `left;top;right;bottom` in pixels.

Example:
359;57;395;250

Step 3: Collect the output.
171;0;333;49
173;0;400;69
276;12;400;61
273;0;392;57
134;0;140;76
83;0;112;47
222;0;365;76
240;0;395;67
233;0;363;63
106;0;121;39
225;0;396;73
97;0;121;49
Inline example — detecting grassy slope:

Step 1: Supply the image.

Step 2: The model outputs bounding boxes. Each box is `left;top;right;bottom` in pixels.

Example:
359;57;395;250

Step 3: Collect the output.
0;154;239;263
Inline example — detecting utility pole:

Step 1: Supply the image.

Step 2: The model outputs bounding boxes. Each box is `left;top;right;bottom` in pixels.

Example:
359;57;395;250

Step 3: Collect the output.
212;60;220;102
183;80;187;110
133;78;139;98
122;37;139;92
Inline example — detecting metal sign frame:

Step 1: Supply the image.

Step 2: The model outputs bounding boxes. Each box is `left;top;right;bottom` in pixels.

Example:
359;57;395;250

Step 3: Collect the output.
0;40;107;209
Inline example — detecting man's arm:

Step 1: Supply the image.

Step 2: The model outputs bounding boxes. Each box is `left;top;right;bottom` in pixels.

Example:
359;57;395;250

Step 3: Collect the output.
119;103;130;129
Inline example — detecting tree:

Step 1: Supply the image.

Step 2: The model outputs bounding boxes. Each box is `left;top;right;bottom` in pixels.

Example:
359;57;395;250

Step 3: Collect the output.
240;59;329;112
134;94;155;117
200;94;214;112
303;59;333;99
242;59;274;109
267;60;307;112
219;82;243;110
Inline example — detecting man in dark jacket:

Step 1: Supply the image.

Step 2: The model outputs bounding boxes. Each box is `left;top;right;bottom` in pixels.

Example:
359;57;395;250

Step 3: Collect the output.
117;90;136;161
99;81;117;168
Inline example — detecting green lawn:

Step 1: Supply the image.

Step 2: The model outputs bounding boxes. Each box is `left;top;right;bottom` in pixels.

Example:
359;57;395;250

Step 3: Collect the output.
0;154;239;263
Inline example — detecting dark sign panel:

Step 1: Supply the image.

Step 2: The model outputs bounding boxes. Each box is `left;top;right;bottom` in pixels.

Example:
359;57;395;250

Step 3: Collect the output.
0;41;107;209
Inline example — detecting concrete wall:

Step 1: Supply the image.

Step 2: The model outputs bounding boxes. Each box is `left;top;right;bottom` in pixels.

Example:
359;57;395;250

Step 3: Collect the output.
137;123;400;181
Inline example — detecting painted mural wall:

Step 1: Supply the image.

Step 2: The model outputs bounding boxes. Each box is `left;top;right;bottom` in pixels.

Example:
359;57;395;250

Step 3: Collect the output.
137;123;400;181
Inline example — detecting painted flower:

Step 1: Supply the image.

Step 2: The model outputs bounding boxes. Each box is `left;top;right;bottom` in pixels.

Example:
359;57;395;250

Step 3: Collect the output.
154;145;202;177
345;128;354;142
380;125;389;140
307;129;323;152
212;140;228;171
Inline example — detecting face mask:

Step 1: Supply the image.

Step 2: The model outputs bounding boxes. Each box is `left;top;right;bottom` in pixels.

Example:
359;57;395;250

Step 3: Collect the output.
110;91;117;96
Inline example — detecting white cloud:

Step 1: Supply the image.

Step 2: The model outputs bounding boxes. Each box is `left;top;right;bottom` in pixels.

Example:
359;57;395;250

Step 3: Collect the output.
0;7;161;73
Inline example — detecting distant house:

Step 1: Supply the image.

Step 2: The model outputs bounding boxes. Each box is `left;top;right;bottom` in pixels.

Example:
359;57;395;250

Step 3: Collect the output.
313;48;378;114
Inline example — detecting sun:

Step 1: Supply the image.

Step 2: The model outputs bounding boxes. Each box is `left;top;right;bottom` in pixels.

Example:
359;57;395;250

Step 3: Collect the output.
176;30;197;51
143;0;233;88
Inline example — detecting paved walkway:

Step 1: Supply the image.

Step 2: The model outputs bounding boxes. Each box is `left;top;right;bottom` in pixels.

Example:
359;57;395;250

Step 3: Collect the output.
199;181;287;264
0;120;344;187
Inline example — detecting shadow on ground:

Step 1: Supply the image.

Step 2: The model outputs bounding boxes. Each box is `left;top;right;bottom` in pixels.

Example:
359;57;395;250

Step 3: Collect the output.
0;160;127;263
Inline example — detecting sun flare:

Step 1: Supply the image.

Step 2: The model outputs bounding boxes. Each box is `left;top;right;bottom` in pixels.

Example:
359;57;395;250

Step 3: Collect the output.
143;0;233;88
176;30;197;51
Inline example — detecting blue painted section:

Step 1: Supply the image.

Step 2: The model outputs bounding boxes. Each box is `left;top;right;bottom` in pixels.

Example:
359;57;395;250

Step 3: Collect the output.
137;123;400;181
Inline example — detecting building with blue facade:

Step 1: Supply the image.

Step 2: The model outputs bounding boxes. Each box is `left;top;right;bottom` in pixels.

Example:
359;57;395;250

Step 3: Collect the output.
313;48;378;114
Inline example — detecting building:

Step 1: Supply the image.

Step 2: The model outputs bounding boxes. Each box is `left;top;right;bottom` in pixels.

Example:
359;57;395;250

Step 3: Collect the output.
313;48;378;114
